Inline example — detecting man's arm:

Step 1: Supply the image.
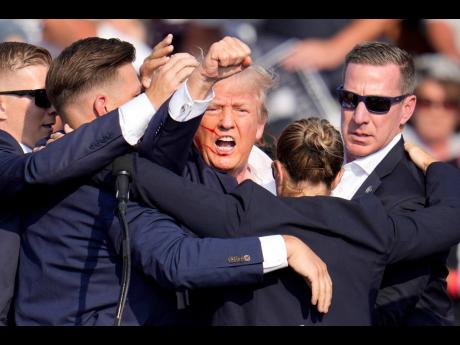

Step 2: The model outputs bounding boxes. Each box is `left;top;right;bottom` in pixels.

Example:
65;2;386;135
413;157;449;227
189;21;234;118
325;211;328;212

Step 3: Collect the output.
0;111;132;199
137;36;252;174
130;154;460;262
108;202;332;312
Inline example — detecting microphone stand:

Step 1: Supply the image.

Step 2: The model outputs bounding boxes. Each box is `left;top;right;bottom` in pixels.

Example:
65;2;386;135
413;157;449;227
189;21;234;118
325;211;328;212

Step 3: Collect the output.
113;171;131;326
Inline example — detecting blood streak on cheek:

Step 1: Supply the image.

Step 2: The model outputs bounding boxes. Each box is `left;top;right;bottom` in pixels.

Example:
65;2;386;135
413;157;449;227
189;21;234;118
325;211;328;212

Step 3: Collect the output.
199;125;218;154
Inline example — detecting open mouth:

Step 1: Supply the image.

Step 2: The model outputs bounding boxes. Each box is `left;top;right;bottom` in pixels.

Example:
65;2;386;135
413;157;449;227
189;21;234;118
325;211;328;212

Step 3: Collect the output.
214;136;236;154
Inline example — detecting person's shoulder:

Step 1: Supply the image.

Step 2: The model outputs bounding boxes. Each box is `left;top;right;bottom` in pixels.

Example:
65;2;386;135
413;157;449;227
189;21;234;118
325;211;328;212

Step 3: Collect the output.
0;130;22;153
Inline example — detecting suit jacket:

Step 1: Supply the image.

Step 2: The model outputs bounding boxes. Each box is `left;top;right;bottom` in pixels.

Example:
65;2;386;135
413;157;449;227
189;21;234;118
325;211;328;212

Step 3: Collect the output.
129;154;460;325
0;110;132;326
354;140;453;326
16;101;264;326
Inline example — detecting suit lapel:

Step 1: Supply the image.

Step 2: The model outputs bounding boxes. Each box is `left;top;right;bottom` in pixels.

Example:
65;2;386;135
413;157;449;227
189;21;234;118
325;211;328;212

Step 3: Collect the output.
0;130;24;154
352;138;406;200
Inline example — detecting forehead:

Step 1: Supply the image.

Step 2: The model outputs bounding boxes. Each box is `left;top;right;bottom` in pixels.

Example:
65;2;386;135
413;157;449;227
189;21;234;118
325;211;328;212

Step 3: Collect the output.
0;64;48;89
212;76;260;105
344;63;402;95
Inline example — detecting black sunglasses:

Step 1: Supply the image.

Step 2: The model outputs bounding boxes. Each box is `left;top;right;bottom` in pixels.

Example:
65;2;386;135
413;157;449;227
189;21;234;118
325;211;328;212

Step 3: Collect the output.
0;89;51;109
336;86;411;114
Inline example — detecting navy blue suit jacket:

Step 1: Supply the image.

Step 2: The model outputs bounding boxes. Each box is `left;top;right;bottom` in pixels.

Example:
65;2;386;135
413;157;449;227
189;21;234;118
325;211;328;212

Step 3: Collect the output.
0;110;132;326
129;153;460;325
16;100;264;325
355;140;453;326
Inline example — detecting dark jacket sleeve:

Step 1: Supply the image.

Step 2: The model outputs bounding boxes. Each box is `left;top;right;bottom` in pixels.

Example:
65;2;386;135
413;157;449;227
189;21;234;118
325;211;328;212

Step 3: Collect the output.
386;162;460;263
137;96;203;175
107;201;263;289
0;110;130;199
130;156;460;261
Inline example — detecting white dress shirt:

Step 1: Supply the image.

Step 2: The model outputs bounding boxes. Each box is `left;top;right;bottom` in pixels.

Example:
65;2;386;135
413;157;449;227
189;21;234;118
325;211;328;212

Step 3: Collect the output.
332;134;402;200
248;145;276;195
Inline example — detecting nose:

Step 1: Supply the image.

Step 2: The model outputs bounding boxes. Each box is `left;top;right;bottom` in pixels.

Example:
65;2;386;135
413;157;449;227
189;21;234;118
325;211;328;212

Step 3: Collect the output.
218;108;235;130
352;101;370;125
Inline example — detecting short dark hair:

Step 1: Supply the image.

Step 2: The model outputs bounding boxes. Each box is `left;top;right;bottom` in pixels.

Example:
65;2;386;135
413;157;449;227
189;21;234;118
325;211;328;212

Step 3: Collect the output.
46;37;135;115
0;41;51;73
345;42;416;94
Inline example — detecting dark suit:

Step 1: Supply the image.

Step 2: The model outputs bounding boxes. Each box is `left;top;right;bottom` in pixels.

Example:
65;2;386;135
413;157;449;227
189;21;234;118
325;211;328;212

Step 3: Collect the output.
0;110;133;326
355;140;453;325
16;101;264;325
128;153;460;325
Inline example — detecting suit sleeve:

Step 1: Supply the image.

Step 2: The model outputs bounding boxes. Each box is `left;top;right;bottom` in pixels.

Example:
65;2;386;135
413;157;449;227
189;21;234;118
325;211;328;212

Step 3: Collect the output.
107;201;264;289
0;110;131;199
386;162;460;263
137;96;203;175
131;156;460;262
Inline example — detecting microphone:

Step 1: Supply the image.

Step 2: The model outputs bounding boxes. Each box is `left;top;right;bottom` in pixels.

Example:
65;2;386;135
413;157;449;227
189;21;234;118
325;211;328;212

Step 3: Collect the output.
112;155;133;209
112;154;133;326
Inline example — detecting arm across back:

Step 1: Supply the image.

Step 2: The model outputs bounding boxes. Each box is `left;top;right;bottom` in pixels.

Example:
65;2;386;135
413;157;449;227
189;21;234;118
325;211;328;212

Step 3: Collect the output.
107;201;264;289
130;156;460;262
0;110;129;199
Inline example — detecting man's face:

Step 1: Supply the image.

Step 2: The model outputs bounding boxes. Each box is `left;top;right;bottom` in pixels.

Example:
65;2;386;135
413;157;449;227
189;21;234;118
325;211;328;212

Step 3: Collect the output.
194;76;266;177
413;79;458;145
0;64;55;148
341;63;415;160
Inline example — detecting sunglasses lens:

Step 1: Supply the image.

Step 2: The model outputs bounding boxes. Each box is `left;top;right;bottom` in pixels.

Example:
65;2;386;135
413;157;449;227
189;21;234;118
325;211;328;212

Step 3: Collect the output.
365;96;391;113
35;90;51;109
339;90;357;110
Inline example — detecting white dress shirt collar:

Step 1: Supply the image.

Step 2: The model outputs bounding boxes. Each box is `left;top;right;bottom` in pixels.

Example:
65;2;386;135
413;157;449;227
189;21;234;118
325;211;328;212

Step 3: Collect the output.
349;133;402;175
19;143;32;153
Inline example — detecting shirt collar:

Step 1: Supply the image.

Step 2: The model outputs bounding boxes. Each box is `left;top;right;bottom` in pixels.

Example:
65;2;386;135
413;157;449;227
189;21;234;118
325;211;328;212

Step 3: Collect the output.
19;142;33;153
347;133;402;175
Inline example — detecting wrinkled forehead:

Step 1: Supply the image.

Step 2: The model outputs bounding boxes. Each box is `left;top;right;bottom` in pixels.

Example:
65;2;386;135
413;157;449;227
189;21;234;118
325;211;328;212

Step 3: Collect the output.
212;77;261;105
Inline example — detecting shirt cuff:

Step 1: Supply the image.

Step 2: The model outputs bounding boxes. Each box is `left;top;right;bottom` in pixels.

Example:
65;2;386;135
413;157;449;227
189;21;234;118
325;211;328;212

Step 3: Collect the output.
119;93;157;146
259;235;288;274
168;80;214;122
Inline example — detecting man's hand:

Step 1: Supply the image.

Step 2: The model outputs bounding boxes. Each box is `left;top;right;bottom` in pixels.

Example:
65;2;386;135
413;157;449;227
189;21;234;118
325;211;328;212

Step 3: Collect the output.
140;34;174;89
33;124;74;152
404;141;438;174
144;52;200;109
283;235;332;314
187;36;252;100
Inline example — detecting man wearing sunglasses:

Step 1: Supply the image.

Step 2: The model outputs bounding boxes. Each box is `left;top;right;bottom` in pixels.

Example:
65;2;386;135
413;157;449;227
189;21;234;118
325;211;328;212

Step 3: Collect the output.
331;42;453;325
0;41;176;326
0;39;228;326
129;41;458;325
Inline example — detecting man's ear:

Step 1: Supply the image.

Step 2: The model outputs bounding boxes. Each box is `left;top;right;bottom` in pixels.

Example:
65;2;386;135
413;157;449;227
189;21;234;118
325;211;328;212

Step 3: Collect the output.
0;96;8;121
400;94;416;126
331;167;345;190
93;94;109;116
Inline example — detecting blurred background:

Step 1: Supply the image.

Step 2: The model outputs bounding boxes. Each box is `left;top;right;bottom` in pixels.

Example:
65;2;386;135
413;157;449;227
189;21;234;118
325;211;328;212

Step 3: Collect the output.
2;18;460;324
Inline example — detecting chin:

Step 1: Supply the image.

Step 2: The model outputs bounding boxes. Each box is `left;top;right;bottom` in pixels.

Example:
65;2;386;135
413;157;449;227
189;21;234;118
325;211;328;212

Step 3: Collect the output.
347;144;375;159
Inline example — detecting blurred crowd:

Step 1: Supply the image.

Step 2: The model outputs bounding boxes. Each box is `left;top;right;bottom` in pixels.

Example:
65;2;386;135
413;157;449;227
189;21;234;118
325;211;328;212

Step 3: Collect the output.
2;18;460;324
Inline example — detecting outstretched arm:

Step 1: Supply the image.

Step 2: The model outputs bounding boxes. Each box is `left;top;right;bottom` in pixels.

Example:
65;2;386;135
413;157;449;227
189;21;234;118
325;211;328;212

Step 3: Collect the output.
0;111;130;199
109;202;332;313
130;152;460;263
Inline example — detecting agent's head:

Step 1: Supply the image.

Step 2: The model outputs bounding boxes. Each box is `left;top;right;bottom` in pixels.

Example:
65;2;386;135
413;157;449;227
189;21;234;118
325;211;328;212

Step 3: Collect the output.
340;42;417;161
0;42;54;148
194;65;273;182
273;117;344;197
412;77;460;154
46;37;140;129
